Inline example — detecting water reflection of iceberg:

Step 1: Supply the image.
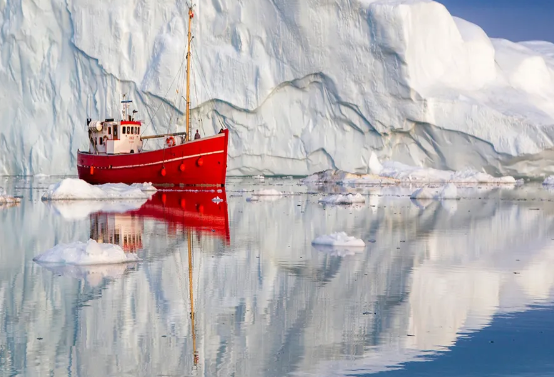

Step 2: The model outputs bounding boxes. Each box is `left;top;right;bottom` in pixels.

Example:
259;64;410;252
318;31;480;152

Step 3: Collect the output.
6;188;554;376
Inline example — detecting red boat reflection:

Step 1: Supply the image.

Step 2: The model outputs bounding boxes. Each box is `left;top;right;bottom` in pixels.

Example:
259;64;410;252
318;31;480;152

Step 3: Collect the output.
89;190;230;251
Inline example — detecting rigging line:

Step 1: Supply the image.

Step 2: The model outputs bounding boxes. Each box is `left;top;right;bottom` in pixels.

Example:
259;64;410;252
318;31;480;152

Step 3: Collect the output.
190;47;206;137
191;45;227;130
140;55;188;137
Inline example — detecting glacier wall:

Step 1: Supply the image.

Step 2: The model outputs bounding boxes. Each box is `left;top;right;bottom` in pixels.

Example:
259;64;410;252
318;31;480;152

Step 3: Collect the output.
1;0;554;177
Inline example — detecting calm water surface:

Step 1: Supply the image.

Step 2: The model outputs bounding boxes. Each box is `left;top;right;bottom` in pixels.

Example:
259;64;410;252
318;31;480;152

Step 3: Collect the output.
1;176;554;376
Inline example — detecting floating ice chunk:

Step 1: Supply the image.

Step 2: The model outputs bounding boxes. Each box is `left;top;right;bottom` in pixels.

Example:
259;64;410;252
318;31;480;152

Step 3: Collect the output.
42;179;155;200
543;176;554;185
312;244;365;257
33;239;140;265
212;196;224;203
312;232;365;247
318;193;366;205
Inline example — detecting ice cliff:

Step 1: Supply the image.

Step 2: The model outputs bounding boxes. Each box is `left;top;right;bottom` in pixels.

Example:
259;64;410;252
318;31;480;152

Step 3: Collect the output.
1;0;554;177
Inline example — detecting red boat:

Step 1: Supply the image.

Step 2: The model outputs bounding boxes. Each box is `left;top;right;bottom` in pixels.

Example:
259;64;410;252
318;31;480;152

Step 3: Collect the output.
89;190;230;252
77;7;228;187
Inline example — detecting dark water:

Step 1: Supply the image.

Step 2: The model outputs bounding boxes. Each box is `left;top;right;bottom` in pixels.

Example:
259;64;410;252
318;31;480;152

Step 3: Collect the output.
1;176;554;376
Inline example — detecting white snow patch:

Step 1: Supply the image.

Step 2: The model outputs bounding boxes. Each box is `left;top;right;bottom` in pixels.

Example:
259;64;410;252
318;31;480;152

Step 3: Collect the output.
312;232;365;247
318;193;366;205
33;239;140;265
42;179;156;201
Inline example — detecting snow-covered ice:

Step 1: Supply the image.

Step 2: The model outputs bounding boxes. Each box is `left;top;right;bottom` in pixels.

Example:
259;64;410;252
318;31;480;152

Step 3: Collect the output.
2;0;554;178
318;193;366;205
33;239;140;265
42;179;156;201
312;232;365;248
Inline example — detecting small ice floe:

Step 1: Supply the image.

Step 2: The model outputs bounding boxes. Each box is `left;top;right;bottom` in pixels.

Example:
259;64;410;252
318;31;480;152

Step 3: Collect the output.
33;239;140;265
312;232;366;257
318;193;366;205
42;178;156;200
253;175;265;180
542;176;554;186
312;232;365;247
212;196;224;203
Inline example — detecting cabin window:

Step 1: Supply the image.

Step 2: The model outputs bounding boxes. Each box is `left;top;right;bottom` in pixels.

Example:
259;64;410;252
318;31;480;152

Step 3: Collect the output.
127;126;130;134
108;127;111;135
134;127;137;134
99;137;103;146
113;126;118;139
122;126;126;135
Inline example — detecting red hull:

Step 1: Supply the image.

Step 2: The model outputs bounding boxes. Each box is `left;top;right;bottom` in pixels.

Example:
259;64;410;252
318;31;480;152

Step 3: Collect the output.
78;130;229;186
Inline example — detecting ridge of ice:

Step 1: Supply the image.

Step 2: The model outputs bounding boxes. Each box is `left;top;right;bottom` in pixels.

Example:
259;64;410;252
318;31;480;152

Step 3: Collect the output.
42;179;156;201
33;239;140;265
251;189;284;196
2;0;554;178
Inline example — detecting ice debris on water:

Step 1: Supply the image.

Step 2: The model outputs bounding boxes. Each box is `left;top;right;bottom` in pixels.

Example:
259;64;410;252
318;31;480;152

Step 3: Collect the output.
543;176;554;186
312;232;365;247
318;193;366;205
33;239;140;265
42;179;156;200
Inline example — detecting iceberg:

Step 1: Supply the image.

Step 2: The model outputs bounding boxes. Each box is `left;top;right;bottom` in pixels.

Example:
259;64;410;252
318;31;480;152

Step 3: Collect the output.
1;0;554;178
42;179;156;201
33;239;140;265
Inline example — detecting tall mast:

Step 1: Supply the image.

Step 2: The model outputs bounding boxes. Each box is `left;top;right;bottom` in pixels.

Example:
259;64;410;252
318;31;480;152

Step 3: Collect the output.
187;228;198;365
185;6;194;141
